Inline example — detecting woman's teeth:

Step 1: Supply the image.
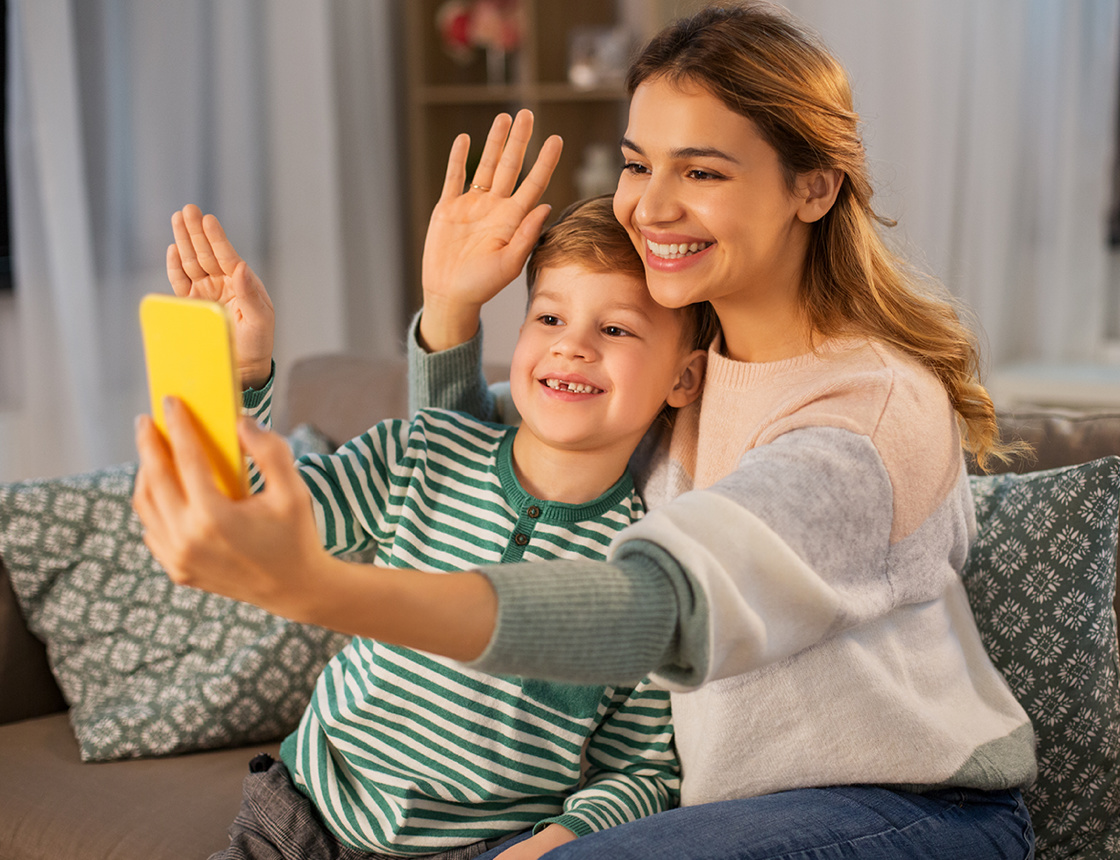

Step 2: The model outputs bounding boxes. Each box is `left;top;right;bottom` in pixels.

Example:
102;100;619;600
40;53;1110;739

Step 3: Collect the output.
647;239;712;259
545;379;601;394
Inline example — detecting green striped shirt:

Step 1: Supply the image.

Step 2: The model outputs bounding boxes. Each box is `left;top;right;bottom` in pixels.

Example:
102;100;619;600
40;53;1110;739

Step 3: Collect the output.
270;408;678;856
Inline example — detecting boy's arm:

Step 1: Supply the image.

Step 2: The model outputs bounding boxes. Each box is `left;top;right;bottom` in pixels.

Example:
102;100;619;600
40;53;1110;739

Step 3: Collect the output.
239;370;274;496
410;110;559;419
417;109;560;353
536;682;679;839
407;311;501;420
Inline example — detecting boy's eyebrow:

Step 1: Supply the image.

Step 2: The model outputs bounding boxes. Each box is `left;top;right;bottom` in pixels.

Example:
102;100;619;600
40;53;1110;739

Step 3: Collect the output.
620;136;741;165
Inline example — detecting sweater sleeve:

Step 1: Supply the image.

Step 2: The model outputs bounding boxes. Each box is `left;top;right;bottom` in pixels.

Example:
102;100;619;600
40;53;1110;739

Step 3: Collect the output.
469;547;710;686
471;425;937;691
406;311;520;424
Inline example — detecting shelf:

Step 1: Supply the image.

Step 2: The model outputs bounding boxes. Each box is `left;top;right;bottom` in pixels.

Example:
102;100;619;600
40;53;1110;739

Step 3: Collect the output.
418;82;627;106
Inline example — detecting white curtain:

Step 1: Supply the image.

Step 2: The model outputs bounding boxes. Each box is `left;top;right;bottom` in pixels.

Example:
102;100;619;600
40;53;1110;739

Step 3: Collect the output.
0;0;406;482
783;0;1119;373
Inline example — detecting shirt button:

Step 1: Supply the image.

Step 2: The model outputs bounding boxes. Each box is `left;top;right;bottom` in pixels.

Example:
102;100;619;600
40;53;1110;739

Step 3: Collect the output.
527;505;541;518
514;533;529;546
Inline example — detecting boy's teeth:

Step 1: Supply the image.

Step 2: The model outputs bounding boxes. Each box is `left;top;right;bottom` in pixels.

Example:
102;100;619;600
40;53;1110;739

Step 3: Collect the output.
545;378;601;394
647;239;711;259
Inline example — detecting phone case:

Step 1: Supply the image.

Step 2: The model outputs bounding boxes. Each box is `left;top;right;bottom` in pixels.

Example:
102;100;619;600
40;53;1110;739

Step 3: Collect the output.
139;294;247;499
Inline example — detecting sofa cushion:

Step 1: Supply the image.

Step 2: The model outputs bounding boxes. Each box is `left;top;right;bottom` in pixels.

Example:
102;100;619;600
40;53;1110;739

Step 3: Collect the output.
965;457;1120;859
0;427;351;762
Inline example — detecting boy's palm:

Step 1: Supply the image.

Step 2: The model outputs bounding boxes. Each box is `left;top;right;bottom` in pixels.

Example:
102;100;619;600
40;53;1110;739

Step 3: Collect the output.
424;183;546;308
419;111;562;351
167;204;275;389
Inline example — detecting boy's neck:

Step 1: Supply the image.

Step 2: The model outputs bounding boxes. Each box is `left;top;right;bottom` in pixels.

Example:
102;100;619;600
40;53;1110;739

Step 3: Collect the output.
509;428;636;505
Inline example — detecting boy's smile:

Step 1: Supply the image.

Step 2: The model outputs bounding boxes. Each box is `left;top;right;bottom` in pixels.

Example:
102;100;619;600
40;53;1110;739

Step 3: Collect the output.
542;374;604;396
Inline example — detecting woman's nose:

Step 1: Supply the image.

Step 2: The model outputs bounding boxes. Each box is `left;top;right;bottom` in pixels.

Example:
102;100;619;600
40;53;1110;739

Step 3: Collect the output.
635;173;681;226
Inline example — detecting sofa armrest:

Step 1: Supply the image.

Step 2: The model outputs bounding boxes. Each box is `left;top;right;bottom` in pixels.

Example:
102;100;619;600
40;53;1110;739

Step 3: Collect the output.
990;408;1120;474
279;353;508;446
0;556;66;724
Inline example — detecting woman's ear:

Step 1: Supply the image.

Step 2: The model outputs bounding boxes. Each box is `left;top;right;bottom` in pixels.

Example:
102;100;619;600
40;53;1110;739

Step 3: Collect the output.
666;349;707;408
796;169;843;224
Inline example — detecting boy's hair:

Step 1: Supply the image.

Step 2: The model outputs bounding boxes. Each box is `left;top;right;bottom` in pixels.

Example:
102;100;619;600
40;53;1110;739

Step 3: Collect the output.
526;194;717;352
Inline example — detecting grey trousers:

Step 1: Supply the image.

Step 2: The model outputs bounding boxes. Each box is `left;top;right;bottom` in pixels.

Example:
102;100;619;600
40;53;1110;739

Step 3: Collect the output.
209;754;509;860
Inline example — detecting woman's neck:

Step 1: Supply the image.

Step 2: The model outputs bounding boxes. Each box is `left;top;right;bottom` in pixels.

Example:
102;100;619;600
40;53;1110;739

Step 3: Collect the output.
713;293;816;363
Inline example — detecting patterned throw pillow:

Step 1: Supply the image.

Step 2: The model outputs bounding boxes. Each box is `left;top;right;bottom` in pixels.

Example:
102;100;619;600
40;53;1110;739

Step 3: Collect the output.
965;457;1120;860
0;427;352;762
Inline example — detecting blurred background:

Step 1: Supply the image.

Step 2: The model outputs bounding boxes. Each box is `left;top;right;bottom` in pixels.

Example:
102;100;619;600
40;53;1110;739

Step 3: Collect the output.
0;0;1116;481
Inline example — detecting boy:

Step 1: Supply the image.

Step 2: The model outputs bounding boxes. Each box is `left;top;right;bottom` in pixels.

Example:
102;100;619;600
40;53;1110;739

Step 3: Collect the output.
141;183;713;858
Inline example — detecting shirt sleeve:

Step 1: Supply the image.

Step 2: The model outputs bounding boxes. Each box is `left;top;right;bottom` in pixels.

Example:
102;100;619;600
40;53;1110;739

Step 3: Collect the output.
293;419;412;557
241;363;274;494
406;311;519;423
536;680;680;837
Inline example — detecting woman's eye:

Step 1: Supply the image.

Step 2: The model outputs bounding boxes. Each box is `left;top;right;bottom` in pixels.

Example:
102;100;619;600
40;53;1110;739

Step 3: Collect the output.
622;161;649;176
687;168;722;181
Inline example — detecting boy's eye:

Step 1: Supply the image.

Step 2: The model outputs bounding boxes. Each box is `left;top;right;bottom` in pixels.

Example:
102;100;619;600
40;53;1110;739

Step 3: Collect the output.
603;325;631;337
538;314;561;326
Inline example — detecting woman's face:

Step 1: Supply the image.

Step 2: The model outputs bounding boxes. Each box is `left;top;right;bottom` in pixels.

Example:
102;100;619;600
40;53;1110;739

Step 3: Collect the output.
613;77;813;326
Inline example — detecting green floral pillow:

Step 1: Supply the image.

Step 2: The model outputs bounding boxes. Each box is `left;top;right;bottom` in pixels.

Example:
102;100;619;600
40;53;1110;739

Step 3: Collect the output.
0;428;352;762
965;457;1120;860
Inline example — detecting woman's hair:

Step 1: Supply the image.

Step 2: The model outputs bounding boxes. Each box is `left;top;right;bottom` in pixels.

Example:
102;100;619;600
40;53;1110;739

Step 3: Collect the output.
627;2;1015;468
527;194;719;353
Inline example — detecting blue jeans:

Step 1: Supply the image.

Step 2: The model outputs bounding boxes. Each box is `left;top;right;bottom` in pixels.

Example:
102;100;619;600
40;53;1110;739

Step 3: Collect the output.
476;786;1033;860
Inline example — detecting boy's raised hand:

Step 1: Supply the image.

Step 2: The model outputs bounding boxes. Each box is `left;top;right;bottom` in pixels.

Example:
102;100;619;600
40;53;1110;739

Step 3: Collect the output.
167;205;275;389
419;109;563;352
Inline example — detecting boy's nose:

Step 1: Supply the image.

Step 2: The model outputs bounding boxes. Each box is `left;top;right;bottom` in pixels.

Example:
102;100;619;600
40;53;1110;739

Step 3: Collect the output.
551;330;596;360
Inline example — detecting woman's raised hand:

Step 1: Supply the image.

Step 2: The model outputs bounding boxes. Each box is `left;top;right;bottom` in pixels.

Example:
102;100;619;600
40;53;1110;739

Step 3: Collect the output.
167;205;275;389
419;109;563;352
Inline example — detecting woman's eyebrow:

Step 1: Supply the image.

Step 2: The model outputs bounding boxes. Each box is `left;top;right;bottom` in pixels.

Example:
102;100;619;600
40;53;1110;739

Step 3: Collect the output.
620;136;740;165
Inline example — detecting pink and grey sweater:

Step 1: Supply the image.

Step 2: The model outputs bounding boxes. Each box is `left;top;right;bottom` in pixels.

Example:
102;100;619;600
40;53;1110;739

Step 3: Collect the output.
408;319;1038;806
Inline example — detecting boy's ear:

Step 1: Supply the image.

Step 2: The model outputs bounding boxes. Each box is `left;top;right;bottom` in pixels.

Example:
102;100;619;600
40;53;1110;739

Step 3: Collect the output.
666;349;707;408
796;168;843;224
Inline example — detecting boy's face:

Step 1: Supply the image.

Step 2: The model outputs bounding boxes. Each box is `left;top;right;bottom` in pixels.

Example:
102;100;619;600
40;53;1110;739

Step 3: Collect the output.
509;264;703;461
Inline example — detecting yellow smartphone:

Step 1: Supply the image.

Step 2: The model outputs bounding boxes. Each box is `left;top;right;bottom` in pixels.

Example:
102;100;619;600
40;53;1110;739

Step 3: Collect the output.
139;294;248;499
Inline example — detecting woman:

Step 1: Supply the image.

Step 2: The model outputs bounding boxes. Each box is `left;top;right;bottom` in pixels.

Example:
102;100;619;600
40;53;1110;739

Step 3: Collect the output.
408;4;1036;858
136;3;1036;858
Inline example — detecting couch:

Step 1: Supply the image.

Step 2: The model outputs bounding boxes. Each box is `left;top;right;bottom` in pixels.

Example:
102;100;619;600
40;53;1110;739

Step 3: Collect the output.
1;354;1118;860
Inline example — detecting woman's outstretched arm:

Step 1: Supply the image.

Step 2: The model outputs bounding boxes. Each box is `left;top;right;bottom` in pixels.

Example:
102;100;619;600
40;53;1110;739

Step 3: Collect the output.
133;399;497;661
133;396;703;685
